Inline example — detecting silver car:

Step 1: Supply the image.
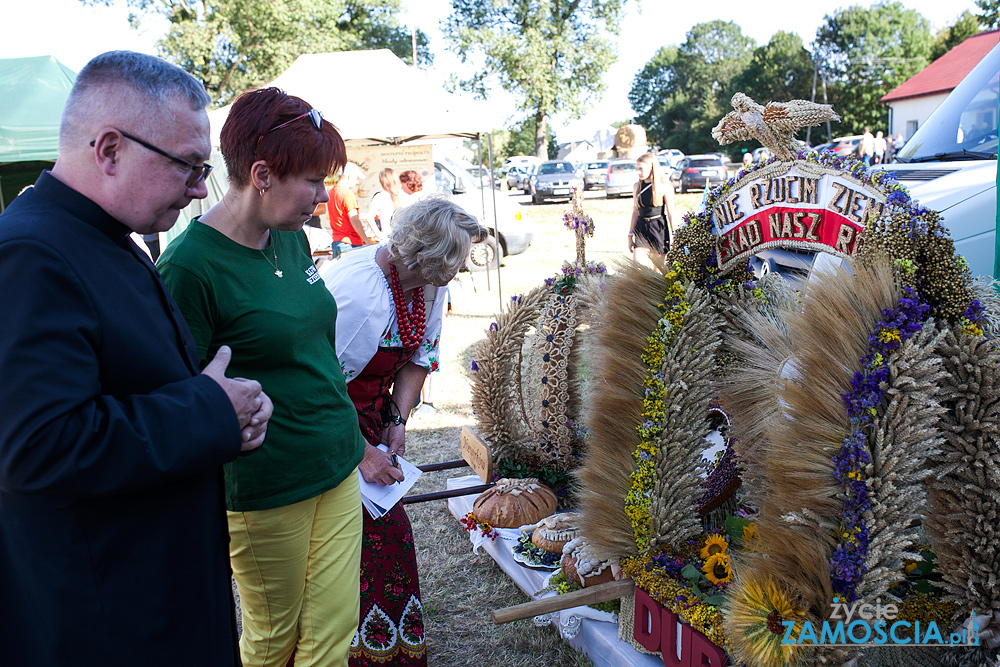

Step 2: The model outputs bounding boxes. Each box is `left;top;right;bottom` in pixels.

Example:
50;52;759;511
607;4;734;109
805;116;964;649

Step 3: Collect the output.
583;160;610;190
605;159;638;198
528;160;583;204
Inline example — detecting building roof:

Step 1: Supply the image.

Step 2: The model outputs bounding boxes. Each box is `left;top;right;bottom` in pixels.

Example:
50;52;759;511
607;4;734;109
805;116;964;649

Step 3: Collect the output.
881;30;999;104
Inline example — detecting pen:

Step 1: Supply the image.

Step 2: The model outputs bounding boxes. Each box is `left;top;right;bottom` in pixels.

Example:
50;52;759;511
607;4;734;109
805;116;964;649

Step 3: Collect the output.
391;453;399;469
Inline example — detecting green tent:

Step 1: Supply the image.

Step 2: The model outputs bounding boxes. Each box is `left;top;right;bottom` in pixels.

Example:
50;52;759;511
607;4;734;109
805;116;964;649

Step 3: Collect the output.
0;55;76;211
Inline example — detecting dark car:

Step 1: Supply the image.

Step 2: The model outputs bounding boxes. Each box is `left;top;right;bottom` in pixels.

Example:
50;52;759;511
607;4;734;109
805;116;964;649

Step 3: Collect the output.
528;160;583;204
670;155;728;193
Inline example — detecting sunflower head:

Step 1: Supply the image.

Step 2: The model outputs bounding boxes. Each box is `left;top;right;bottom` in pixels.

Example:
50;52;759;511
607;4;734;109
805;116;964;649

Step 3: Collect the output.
702;552;733;585
724;573;810;667
700;534;729;560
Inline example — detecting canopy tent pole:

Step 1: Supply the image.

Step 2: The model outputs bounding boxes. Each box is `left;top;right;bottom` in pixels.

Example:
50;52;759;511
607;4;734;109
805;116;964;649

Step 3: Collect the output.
486;132;502;308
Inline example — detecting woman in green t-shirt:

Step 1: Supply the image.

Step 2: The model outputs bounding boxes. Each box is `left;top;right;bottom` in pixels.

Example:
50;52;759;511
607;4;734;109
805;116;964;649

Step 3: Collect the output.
159;87;364;667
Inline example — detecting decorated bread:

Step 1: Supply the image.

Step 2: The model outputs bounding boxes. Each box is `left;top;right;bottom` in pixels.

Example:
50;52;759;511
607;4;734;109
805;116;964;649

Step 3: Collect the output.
472;478;557;528
561;536;614;587
528;513;581;554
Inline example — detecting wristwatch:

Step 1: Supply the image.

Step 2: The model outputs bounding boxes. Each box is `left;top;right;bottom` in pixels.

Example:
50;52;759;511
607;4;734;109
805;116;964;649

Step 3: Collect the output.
388;415;406;426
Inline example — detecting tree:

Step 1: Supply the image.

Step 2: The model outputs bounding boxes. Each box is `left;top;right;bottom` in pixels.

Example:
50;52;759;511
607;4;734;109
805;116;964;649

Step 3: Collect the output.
491;117;558;167
627;21;754;154
444;0;626;159
732;31;831;149
81;0;431;106
814;1;932;134
975;0;1000;29
932;11;983;60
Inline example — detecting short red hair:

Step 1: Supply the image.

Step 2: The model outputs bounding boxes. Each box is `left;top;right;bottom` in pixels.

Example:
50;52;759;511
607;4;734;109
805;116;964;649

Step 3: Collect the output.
220;87;346;189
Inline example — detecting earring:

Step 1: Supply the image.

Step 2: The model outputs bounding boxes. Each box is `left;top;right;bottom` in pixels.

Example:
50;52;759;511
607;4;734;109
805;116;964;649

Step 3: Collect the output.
259;189;265;197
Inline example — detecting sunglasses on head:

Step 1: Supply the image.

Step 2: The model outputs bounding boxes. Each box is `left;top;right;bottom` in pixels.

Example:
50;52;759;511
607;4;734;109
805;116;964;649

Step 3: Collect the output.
90;129;213;188
256;108;323;154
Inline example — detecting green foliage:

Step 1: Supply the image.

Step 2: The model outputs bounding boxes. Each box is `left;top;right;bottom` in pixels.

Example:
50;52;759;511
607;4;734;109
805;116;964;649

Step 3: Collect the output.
490;117;558;168
495;457;575;497
724;514;750;543
628;21;754;154
814;0;933;134
733;31;832;148
932;11;985;60
444;0;626;159
81;0;431;106
976;0;1000;29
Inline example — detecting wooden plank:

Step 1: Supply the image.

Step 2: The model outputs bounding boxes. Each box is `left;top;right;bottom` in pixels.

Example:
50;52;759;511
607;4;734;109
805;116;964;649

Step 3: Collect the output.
402;483;494;505
416;459;469;473
491;578;635;624
460;426;493;483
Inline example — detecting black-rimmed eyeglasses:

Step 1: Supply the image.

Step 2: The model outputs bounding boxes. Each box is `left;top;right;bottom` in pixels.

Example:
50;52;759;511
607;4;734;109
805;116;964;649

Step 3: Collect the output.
256;108;323;153
90;130;213;188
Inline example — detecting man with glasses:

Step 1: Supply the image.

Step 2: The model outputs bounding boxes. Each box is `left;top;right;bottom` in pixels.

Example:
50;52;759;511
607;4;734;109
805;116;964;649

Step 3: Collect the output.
0;51;272;665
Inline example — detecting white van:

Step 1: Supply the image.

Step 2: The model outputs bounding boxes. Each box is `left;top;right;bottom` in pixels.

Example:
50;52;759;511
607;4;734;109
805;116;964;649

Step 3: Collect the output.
886;43;998;279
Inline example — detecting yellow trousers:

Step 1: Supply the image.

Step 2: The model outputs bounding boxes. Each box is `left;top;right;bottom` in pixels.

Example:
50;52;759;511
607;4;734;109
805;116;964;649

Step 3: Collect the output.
229;473;362;667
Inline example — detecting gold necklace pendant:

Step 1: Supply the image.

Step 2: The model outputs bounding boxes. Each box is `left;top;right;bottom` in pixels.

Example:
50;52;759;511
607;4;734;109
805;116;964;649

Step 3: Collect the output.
261;244;282;278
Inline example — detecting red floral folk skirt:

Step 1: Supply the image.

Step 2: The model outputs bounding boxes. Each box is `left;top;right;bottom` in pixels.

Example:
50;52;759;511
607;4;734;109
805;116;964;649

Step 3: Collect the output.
348;347;427;667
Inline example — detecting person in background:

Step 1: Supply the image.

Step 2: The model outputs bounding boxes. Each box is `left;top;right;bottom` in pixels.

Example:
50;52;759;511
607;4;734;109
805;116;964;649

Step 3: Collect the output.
323;196;484;667
398;170;423;205
873;130;887;165
858;127;875;166
0;49;271;666
742;152;753;169
629;152;678;266
329;161;373;256
159;87;365;667
368;167;401;239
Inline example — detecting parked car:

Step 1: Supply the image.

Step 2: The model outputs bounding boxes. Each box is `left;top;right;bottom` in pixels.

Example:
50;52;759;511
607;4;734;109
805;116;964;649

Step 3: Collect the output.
813;135;863;156
658;149;684;169
434;158;533;271
518;163;538;192
582;160;610;189
504;165;528;190
528;160;584;204
605;159;639;198
670;155;728;193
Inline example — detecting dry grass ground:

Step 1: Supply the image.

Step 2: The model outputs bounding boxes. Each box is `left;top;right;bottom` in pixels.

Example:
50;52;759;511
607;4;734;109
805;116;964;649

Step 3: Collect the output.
404;188;705;666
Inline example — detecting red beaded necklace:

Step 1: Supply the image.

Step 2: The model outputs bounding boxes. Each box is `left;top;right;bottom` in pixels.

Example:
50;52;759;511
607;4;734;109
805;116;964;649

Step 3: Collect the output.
389;262;426;349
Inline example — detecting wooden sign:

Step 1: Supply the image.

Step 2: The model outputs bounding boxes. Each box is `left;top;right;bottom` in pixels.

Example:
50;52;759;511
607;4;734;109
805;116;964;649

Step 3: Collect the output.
460;426;494;483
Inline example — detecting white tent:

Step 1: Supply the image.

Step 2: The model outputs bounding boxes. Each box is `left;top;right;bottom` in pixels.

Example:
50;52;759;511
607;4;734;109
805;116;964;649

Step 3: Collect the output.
207;50;502;146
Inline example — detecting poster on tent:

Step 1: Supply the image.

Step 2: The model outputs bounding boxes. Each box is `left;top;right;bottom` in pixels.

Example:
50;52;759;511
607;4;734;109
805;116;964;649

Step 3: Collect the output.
346;144;434;216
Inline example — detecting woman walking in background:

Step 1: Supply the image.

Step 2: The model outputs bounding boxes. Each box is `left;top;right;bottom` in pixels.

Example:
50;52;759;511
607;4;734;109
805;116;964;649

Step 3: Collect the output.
629;152;678;266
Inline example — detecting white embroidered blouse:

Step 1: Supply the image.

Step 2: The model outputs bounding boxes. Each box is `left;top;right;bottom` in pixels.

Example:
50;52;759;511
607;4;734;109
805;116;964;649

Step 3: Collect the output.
321;244;446;382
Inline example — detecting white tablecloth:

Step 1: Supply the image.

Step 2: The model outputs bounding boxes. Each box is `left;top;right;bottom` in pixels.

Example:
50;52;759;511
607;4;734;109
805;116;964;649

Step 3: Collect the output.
446;475;662;667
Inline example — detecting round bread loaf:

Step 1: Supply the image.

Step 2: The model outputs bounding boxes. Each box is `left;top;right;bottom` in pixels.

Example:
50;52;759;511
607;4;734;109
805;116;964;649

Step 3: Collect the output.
530;514;581;553
472;478;557;528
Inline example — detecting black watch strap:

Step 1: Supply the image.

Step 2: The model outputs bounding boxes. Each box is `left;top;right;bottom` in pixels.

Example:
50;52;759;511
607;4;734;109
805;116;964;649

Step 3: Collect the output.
389;415;406;426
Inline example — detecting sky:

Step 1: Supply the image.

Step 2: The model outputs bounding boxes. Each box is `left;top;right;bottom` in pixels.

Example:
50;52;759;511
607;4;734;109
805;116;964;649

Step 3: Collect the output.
0;0;980;142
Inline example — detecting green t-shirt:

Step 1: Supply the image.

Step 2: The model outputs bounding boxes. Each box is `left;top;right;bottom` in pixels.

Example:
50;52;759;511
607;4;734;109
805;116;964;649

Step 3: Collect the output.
158;220;364;511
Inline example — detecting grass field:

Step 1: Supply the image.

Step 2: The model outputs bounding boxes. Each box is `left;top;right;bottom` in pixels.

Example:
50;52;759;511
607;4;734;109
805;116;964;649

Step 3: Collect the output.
403;188;705;666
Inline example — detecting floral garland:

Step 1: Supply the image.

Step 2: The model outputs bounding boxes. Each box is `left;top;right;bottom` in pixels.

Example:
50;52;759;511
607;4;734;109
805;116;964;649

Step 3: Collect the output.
830;287;930;599
459;511;499;541
543;260;608;294
624;270;690;549
961;298;986;338
562;210;596;236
